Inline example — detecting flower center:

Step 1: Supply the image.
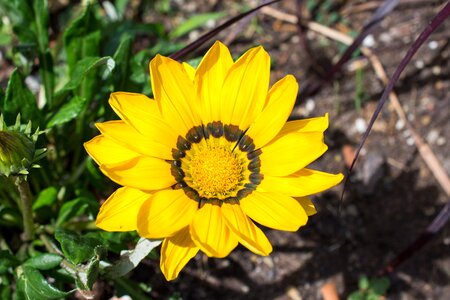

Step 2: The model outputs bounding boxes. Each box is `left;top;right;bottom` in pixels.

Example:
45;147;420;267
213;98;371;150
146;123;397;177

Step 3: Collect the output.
170;122;263;204
187;144;243;199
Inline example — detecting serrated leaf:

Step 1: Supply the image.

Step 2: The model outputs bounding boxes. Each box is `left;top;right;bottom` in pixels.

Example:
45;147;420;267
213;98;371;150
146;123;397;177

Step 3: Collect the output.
169;12;226;38
23;253;62;270
21;266;69;299
46;96;86;128
55;230;102;265
32;187;58;210
106;238;161;278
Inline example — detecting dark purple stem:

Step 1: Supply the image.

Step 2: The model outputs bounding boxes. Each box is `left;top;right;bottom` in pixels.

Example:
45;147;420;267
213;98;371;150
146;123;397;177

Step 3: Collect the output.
169;0;282;61
378;201;450;275
344;1;450;274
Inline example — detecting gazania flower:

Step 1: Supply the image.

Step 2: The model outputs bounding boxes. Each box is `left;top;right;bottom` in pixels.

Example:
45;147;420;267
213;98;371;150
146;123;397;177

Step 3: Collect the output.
84;41;343;280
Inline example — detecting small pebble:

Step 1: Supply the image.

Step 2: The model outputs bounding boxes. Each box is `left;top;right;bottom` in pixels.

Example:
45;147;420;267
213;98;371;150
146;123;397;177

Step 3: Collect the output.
395;119;405;130
206;19;216;28
426;130;439;144
432;66;441;75
379;32;392;43
428;40;439;50
406;137;415;146
291;35;300;43
414;60;425;69
189;30;200;41
305;98;315;113
354;118;367;134
362;34;375;47
436;137;446;146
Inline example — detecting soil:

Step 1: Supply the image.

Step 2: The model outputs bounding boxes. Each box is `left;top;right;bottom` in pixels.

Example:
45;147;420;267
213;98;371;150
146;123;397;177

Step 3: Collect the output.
140;1;450;299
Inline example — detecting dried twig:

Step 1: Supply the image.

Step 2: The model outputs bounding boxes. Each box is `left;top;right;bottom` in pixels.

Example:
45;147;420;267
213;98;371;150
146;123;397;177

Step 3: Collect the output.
260;6;450;197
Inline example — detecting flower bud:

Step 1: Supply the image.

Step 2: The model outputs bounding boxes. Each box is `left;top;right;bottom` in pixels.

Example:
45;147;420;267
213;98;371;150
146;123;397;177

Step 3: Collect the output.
0;130;35;177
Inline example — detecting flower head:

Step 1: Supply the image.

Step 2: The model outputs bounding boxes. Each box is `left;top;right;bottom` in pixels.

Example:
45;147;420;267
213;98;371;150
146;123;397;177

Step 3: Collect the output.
85;41;343;280
0;114;44;177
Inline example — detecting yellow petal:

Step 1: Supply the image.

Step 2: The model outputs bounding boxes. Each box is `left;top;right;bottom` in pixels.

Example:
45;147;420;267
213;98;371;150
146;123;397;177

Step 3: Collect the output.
96;121;172;160
84;135;140;166
160;227;199;281
246;75;298;148
109;92;178;145
296;197;317;216
182;62;196;81
195;41;233;123
190;202;238;258
150;55;201;135
220;46;270;130
258;168;344;197
279;113;329;136
137;189;198;238
100;156;175;191
221;202;272;256
240;191;308;231
96;187;151;231
260;132;328;176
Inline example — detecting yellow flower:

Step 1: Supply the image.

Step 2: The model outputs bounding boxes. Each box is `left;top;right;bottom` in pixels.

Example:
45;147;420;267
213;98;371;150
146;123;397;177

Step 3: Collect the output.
84;41;343;281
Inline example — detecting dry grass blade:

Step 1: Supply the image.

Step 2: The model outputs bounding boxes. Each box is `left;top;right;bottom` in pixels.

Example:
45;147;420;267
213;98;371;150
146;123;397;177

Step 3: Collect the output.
261;4;450;198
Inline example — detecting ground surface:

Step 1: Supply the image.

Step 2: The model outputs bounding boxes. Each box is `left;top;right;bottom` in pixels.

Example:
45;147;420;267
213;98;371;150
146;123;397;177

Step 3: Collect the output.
140;1;450;299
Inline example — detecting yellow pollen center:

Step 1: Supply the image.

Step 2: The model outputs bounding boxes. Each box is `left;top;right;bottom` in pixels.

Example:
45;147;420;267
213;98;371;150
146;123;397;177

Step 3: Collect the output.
188;145;242;198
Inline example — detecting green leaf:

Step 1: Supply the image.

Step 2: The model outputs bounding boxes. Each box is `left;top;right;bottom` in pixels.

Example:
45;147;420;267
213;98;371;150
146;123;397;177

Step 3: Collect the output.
54;56;114;103
75;255;100;292
169;12;226;38
33;0;49;51
0;275;12;299
106;238;161;278
46;96;87;128
63;5;100;73
32;187;58;210
55;230;102;265
3;69;40;124
112;35;133;90
21;266;70;299
369;277;390;295
0;250;19;274
23;253;62;270
55;195;98;227
56;198;89;227
359;276;369;290
0;205;22;227
348;291;365;300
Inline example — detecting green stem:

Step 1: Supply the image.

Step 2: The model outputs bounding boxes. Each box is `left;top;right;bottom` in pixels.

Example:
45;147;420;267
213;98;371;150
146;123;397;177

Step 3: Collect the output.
13;176;35;241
